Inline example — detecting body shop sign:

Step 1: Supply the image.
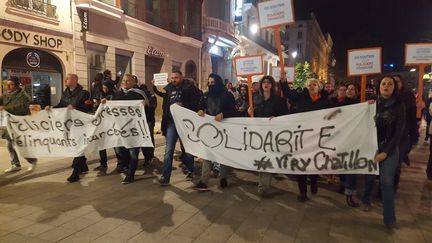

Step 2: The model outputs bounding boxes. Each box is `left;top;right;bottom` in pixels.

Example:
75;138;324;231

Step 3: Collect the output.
348;48;382;76
405;43;432;65
234;55;264;76
258;0;294;28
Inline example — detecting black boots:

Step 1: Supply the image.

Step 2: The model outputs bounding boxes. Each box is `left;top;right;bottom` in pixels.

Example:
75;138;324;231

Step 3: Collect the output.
67;167;81;183
346;195;360;207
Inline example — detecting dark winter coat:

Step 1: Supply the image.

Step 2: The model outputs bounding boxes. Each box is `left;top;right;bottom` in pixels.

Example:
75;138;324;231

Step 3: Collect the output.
254;94;289;118
0;88;31;116
375;97;406;154
161;80;201;135
199;90;237;117
280;81;331;113
55;84;92;113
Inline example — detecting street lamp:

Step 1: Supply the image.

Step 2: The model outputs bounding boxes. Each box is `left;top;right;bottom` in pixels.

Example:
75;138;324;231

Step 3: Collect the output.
250;24;259;34
410;68;416;72
291;51;298;59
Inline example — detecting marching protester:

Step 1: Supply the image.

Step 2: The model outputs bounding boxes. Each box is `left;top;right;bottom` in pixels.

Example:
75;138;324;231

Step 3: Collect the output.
392;75;417;191
93;80;117;172
362;76;405;228
103;74;152;184
333;83;361;207
0;76;38;172
46;74;92;182
158;70;201;186
137;76;158;166
91;73;104;110
427;101;432;180
235;84;249;117
280;78;331;202
194;73;237;190
253;76;289;197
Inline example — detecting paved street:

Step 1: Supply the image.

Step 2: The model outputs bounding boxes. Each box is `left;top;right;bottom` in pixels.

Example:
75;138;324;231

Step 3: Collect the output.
0;131;431;243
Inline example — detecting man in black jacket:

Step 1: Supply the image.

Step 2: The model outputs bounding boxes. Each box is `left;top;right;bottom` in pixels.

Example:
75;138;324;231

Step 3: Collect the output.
158;71;201;186
46;74;92;182
194;73;237;190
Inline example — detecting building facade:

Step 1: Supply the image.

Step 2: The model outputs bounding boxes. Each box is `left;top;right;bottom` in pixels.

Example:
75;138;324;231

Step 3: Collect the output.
0;0;74;107
282;13;334;82
201;0;239;87
235;0;280;83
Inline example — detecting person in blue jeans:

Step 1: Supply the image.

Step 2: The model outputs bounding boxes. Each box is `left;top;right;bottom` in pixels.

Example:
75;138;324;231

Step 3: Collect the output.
157;70;201;186
362;76;405;228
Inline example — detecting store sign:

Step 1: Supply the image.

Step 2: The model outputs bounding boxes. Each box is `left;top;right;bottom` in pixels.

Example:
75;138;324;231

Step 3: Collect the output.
26;52;40;68
147;46;165;58
0;27;63;49
81;10;89;32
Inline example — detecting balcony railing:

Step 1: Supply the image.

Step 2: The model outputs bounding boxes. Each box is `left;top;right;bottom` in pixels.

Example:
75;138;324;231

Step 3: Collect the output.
7;0;57;19
203;16;235;37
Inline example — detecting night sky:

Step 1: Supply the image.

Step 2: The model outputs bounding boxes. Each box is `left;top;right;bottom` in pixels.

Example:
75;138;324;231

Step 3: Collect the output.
293;0;432;80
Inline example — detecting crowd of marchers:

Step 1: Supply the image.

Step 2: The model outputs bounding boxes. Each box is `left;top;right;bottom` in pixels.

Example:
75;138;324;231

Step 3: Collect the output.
1;68;431;228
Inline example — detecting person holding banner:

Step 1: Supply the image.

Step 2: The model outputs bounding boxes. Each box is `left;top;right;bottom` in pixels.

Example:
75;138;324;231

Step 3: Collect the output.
107;74;151;184
46;74;93;182
362;76;405;228
158;71;201;186
280;78;331;202
1;76;38;173
253;76;289;197
194;73;237;190
333;83;361;207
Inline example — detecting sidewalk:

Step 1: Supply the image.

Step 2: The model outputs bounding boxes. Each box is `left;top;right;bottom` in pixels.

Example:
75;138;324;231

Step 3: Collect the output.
0;133;431;242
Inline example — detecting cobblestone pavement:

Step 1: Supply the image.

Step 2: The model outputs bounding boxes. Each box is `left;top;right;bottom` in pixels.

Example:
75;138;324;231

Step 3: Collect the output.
0;133;431;243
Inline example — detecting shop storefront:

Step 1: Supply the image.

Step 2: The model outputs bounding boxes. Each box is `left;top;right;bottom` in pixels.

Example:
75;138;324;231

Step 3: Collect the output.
0;25;73;107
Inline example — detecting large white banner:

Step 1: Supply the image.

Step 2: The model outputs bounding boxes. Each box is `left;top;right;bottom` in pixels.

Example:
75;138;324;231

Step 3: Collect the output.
171;103;379;175
3;101;152;158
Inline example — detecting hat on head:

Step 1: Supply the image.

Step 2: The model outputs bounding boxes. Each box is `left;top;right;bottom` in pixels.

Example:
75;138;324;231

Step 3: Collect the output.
8;76;20;86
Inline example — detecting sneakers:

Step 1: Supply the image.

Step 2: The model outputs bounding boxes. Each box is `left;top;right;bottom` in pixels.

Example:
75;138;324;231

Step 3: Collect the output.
94;165;108;171
158;177;170;186
185;172;193;181
219;178;228;189
194;181;208;190
27;162;37;172
122;175;134;184
4;165;21;173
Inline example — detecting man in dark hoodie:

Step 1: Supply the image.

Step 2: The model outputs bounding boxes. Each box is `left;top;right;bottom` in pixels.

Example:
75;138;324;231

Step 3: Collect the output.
194;73;237;190
158;70;201;186
46;74;92;183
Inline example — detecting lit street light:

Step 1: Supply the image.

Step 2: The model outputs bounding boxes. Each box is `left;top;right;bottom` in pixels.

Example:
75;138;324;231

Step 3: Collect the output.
250;24;259;34
410;68;416;72
291;51;298;59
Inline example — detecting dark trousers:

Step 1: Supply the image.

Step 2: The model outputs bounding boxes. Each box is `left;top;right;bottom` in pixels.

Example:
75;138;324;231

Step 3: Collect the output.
72;156;87;171
297;175;318;195
427;137;432;178
141;121;155;162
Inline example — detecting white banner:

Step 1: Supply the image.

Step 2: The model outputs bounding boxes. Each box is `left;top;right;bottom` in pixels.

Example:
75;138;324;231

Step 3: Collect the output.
171;103;379;175
4;101;153;158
